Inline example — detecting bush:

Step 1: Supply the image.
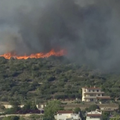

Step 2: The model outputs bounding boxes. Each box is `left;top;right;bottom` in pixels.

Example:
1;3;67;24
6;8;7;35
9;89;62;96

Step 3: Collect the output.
2;116;19;120
86;104;100;112
74;107;81;113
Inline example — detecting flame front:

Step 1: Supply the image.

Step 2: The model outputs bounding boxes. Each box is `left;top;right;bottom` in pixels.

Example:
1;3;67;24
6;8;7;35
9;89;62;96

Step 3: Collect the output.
0;49;66;60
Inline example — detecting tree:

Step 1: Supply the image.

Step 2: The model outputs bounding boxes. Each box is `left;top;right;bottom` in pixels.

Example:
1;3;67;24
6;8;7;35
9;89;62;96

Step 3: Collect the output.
19;117;25;120
44;100;63;120
73;107;86;120
110;116;120;120
21;101;38;113
10;101;20;108
102;111;110;120
86;104;100;112
118;104;120;113
5;101;20;114
2;116;20;120
29;115;42;120
74;107;81;114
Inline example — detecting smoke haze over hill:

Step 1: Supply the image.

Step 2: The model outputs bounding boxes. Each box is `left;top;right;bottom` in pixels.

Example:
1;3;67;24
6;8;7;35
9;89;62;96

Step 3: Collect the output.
0;0;120;72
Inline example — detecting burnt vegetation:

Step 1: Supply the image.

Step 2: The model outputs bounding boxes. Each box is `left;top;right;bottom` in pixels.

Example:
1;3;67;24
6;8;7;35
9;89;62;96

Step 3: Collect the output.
0;56;119;102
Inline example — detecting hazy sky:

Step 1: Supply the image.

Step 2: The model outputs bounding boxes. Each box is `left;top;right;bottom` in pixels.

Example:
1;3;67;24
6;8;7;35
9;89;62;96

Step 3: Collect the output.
0;0;120;72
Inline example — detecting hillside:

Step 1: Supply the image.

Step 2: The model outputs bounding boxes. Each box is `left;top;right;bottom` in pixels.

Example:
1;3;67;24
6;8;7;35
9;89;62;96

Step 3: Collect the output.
0;56;120;103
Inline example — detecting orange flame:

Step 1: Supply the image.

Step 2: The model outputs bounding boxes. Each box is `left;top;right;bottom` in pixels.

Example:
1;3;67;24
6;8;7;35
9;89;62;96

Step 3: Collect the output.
0;49;66;60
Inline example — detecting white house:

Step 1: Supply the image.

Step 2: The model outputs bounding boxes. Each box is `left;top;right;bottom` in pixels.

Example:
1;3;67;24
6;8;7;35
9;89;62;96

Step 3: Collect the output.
86;110;102;120
54;111;81;120
3;104;13;109
82;87;110;102
3;104;24;109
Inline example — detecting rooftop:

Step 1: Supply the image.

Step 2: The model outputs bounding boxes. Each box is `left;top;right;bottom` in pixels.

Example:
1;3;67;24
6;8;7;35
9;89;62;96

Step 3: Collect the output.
97;96;111;99
87;114;102;117
57;111;73;114
87;111;102;117
82;87;101;90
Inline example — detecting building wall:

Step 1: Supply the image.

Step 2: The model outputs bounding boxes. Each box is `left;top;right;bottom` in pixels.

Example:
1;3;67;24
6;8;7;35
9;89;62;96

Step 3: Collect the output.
55;113;81;120
4;105;13;109
82;88;85;101
71;114;81;120
86;116;101;120
86;111;102;120
56;113;72;120
82;87;104;102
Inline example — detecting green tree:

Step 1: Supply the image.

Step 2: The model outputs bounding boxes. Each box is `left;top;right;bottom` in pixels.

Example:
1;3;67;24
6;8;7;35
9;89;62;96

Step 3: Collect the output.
74;107;81;113
118;104;120;113
5;101;20;114
111;116;120;120
30;102;38;110
21;101;37;113
10;101;20;109
29;115;42;120
102;111;110;120
2;116;20;120
86;104;100;112
19;117;25;120
44;100;63;120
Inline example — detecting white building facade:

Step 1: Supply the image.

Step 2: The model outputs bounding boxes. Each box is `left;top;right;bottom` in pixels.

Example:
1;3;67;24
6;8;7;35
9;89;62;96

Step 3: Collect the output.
86;111;102;120
82;87;110;102
55;111;81;120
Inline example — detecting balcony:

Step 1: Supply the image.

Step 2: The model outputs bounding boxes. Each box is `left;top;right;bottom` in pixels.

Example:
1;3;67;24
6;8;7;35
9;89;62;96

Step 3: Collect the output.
84;92;104;94
84;96;96;99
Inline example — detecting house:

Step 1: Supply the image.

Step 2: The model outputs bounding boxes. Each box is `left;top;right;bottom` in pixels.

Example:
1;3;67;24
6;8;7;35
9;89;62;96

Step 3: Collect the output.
3;104;24;109
54;111;81;120
96;96;111;104
86;110;102;120
82;87;110;102
3;104;13;109
36;104;45;114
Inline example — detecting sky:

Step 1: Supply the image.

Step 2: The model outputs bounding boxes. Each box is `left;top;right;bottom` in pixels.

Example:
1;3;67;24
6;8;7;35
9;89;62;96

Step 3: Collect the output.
0;0;120;72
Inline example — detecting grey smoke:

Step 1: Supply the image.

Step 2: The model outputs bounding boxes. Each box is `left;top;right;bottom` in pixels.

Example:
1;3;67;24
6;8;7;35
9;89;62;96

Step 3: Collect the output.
0;0;120;72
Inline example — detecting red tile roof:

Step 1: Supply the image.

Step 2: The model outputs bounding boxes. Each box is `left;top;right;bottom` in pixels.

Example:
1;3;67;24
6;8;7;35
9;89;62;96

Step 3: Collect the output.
87;114;102;117
96;96;111;99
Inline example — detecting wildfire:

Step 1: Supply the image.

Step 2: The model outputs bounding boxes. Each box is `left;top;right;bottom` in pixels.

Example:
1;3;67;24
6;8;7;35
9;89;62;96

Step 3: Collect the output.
0;49;66;60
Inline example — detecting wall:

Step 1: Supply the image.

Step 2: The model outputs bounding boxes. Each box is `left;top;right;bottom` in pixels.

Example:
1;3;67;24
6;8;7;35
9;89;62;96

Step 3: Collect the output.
86;116;101;120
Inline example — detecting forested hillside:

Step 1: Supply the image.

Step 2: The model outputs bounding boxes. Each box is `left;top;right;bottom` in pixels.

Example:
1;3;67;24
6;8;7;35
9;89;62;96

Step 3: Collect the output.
0;56;120;103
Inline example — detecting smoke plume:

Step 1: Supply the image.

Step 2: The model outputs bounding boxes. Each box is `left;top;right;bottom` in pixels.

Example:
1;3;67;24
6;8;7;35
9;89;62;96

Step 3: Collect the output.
0;0;120;72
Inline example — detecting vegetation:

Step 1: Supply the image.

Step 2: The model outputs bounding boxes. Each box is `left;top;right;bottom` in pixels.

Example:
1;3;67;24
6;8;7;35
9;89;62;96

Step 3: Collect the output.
28;115;43;120
0;56;120;102
85;104;100;112
5;101;39;114
2;116;20;120
102;111;110;120
44;100;63;120
110;115;120;120
74;107;81;113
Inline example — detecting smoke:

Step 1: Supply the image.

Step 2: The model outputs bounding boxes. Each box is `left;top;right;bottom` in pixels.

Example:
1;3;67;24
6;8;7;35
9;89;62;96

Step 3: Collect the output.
0;0;120;72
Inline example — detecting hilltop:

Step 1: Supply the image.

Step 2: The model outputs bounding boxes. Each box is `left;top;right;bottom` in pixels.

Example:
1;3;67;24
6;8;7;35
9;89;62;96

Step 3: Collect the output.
0;56;119;103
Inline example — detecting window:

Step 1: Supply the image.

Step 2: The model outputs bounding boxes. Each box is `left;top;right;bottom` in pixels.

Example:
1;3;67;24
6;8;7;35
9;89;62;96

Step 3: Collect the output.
90;99;93;101
97;90;100;92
